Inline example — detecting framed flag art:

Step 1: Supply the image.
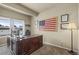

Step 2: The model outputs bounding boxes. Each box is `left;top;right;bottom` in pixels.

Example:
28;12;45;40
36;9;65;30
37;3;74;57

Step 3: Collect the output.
39;17;58;31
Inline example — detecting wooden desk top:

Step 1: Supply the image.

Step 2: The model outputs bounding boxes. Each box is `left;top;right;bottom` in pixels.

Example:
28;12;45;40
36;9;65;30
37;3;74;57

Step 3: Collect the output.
17;34;42;40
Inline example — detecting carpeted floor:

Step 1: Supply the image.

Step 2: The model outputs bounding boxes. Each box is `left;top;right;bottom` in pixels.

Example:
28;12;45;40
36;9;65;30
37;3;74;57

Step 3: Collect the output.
0;44;71;55
31;44;71;55
0;45;11;55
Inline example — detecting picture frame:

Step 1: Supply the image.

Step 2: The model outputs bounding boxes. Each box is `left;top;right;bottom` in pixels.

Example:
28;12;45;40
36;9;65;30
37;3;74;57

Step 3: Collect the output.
61;14;69;22
60;23;69;30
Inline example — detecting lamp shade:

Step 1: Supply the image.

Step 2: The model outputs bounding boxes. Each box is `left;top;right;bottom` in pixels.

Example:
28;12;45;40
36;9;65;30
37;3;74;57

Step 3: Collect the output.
68;23;77;29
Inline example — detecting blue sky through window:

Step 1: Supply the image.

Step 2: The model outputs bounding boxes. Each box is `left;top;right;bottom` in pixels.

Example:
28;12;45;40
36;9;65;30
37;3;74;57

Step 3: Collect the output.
0;19;23;27
0;19;10;26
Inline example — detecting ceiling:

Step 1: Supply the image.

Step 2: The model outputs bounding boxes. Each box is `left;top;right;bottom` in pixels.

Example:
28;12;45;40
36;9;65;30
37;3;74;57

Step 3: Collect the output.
0;3;74;16
21;3;55;13
21;3;74;13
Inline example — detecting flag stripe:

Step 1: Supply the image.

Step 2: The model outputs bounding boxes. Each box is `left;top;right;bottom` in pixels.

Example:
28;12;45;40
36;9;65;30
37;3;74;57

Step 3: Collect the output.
39;17;57;31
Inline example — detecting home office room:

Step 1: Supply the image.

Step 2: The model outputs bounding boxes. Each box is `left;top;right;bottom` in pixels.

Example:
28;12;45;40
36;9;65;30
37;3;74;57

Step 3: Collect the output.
0;3;78;55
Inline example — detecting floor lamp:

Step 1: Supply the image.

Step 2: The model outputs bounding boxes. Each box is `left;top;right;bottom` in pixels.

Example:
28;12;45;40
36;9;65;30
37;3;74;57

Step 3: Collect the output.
68;23;77;55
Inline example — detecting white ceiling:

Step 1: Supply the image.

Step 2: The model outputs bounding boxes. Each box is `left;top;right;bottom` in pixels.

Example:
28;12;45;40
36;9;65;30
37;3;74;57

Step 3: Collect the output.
21;3;55;13
21;3;74;13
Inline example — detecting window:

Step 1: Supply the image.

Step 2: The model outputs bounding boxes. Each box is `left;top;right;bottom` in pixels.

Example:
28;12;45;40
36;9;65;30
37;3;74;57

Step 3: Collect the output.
0;17;25;36
0;17;10;36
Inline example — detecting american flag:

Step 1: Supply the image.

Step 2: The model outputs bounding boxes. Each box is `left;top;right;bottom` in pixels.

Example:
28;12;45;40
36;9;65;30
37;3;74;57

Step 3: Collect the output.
39;17;57;31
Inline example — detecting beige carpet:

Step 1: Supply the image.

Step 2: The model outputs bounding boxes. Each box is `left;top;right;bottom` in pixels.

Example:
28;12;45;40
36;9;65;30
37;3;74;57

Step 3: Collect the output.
0;45;11;55
0;44;71;55
31;44;71;55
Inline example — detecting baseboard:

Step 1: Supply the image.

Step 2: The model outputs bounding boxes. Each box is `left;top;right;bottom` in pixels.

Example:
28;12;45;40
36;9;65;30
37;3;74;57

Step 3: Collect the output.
44;42;78;53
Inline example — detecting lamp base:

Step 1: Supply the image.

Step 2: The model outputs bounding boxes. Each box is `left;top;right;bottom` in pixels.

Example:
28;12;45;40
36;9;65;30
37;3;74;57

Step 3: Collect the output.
68;50;77;55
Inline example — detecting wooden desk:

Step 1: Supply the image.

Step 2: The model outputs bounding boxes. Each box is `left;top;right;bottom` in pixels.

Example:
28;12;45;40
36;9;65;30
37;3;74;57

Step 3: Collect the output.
7;35;43;55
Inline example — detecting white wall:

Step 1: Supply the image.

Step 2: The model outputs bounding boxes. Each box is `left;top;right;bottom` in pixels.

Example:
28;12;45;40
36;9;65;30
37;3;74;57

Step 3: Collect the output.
31;4;78;53
76;3;79;54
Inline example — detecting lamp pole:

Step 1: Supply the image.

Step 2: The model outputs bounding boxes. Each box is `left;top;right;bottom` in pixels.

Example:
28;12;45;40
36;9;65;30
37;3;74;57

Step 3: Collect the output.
68;23;77;54
71;29;73;52
69;29;77;54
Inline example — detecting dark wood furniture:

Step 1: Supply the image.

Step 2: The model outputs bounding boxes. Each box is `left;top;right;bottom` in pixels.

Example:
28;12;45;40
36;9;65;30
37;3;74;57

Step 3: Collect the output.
7;35;43;55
